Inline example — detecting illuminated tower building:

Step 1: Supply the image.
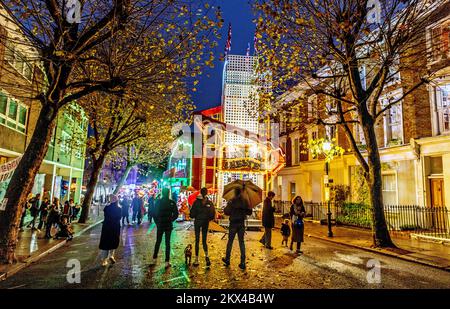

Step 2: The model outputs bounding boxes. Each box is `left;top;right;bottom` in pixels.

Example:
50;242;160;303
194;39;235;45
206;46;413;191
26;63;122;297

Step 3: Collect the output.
222;54;259;145
220;54;261;187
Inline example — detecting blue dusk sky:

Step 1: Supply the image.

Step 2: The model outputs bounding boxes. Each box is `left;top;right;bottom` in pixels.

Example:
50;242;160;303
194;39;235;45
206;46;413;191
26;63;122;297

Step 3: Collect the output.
192;0;256;111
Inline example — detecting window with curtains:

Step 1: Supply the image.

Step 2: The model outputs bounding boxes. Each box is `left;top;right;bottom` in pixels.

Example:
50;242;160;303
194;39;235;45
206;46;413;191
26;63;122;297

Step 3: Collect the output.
0;91;28;134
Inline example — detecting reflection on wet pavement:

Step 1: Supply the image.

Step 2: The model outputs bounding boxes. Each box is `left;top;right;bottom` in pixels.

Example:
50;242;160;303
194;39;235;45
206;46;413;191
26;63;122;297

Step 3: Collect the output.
1;220;450;289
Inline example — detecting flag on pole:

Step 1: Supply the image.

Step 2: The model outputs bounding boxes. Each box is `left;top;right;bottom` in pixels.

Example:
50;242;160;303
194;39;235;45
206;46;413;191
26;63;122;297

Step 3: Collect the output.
246;42;250;56
253;30;258;55
224;23;232;57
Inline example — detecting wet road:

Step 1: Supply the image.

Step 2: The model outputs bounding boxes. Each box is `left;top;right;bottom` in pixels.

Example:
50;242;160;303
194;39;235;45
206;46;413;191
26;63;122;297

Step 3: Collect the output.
1;220;449;289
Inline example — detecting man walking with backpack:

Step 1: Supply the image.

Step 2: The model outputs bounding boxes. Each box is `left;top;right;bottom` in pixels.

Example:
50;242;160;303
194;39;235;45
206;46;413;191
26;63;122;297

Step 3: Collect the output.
222;187;252;270
190;187;216;267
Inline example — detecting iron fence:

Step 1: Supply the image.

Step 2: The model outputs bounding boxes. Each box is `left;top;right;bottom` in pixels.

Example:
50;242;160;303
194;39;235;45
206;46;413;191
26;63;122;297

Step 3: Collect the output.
273;200;450;240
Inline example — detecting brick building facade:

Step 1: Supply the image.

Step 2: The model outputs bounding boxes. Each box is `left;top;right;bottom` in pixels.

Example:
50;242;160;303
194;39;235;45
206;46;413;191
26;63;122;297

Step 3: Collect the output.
274;3;450;212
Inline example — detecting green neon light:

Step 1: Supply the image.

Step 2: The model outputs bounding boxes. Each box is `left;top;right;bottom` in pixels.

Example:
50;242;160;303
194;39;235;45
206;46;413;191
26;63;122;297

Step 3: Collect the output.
167;138;193;187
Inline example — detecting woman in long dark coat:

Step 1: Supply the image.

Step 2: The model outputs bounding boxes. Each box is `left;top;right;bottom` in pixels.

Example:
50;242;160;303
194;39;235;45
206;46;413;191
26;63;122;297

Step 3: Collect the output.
99;194;122;266
290;196;306;254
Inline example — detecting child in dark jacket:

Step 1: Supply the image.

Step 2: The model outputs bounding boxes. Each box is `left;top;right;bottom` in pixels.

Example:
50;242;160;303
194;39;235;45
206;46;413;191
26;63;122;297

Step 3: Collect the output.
281;219;291;247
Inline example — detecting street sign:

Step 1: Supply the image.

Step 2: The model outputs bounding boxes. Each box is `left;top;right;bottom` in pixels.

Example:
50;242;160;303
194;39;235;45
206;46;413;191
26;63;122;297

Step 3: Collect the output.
324;175;329;184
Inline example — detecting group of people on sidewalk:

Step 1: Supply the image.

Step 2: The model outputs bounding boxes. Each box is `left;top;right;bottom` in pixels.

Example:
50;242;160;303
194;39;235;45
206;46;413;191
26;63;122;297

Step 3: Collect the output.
260;192;306;254
98;186;306;270
19;194;79;240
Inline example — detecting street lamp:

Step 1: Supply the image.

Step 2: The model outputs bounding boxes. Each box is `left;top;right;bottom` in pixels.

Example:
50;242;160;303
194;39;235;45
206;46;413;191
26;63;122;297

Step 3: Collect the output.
309;137;343;238
322;140;333;237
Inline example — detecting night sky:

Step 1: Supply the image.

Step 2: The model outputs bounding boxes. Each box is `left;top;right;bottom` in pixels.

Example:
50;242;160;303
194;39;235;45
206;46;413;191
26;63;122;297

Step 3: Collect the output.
192;0;256;111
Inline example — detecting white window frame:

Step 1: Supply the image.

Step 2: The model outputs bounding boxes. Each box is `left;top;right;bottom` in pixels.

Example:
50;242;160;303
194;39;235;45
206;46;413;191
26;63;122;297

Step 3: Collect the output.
426;18;450;65
380;90;404;147
325;95;337;115
308;95;318;120
5;40;34;82
433;83;450;135
0;90;28;134
325;124;336;141
385;54;401;87
381;172;399;206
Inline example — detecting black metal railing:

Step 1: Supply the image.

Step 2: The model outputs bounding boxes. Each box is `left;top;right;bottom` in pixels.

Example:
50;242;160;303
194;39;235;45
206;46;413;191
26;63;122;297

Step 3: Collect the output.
273;200;450;239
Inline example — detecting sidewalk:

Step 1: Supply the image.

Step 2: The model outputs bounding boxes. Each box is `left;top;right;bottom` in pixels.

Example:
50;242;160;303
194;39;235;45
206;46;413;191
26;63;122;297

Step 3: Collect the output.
0;208;104;280
275;216;450;271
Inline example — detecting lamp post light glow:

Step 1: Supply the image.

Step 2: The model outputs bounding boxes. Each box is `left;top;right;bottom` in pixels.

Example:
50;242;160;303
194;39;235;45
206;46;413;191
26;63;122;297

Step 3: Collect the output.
322;139;334;238
322;141;332;153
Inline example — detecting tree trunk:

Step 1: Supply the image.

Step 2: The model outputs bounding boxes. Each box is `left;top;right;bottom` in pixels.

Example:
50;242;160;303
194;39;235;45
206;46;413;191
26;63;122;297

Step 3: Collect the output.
78;154;106;223
363;122;396;248
0;105;57;263
113;164;134;195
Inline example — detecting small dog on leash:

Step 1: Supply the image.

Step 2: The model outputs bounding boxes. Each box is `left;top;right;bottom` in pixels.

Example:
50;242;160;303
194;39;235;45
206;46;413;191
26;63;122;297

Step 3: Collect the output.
184;244;192;265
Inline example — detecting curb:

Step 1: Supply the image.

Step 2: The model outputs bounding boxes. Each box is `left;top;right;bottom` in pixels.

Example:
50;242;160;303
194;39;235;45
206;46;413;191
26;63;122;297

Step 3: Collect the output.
306;233;450;272
0;219;103;281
